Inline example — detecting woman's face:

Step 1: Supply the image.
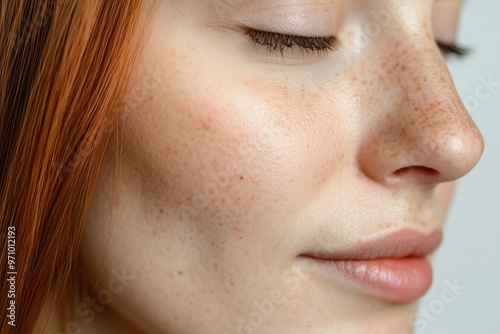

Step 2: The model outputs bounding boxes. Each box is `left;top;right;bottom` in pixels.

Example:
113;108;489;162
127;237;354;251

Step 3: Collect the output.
82;0;483;333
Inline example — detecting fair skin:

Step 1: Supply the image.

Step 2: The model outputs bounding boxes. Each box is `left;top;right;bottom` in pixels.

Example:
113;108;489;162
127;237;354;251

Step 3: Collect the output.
75;0;483;333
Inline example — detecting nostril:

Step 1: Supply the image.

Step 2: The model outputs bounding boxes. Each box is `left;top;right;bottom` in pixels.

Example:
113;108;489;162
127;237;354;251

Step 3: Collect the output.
393;166;441;178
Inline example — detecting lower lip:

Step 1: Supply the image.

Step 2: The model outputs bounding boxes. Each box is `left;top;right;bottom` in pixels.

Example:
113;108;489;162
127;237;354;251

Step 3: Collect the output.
301;257;433;302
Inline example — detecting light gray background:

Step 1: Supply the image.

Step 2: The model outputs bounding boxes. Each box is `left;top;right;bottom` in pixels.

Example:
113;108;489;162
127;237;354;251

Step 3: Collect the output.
417;0;500;333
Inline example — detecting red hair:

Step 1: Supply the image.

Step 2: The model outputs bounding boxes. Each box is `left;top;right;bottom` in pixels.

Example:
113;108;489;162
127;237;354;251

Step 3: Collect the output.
0;1;152;332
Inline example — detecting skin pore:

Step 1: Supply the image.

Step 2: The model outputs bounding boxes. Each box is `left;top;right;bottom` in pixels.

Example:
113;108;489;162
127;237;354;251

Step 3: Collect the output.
75;0;483;333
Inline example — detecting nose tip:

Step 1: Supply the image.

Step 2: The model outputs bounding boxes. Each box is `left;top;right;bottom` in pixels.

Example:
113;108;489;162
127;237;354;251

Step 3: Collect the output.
395;121;484;183
358;97;484;185
430;126;484;182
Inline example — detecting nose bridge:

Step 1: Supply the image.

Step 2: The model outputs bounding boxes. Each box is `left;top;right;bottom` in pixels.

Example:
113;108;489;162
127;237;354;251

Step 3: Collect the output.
387;31;454;112
367;31;471;140
391;38;480;150
356;30;484;184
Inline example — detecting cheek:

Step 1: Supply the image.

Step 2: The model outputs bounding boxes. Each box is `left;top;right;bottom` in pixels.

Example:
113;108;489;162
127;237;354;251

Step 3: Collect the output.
120;55;353;256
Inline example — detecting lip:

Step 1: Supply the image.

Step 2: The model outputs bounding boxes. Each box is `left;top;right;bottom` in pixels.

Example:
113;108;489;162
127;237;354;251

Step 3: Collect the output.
298;228;443;302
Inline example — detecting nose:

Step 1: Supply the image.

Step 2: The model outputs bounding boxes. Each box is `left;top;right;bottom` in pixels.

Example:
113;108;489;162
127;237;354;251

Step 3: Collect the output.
357;37;484;186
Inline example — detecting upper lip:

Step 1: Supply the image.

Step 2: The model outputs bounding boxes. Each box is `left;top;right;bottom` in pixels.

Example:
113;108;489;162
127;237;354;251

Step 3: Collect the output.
301;228;443;261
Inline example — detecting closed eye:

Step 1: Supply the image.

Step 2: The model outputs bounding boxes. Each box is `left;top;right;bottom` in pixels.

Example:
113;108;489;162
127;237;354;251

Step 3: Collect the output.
247;29;337;58
436;41;470;57
247;29;468;60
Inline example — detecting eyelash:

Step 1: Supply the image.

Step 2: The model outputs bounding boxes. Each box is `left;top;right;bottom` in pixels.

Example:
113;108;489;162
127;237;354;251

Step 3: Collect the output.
247;29;336;57
435;42;469;57
248;29;468;58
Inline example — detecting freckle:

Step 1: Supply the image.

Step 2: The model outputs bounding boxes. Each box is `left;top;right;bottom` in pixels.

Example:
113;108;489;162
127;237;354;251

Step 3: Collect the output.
239;176;244;180
159;208;163;214
153;230;158;236
200;118;211;131
177;270;184;276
